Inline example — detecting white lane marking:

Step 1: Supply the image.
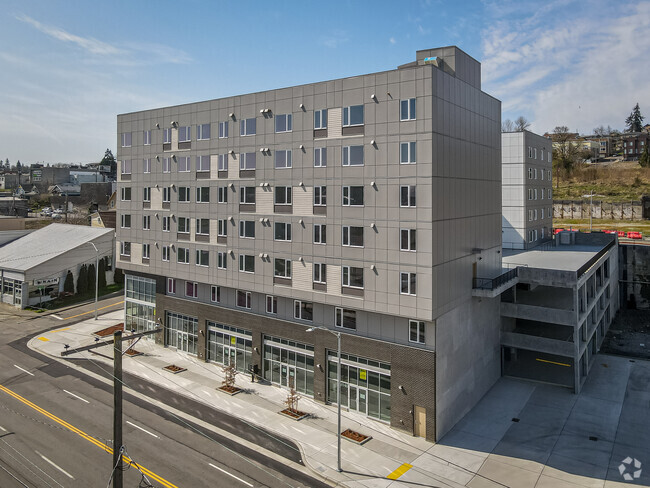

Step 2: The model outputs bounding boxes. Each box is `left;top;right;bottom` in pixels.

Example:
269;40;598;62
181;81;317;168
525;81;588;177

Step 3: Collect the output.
35;451;74;479
209;463;253;487
63;390;90;404
0;425;6;432
291;426;304;434
126;421;159;438
14;365;34;376
202;390;212;396
51;315;63;321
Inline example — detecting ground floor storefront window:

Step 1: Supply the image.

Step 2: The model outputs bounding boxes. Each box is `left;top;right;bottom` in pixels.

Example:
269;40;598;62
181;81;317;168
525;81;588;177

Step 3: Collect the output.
263;335;314;396
207;321;252;373
125;275;157;337
1;278;22;306
327;352;391;422
165;312;198;354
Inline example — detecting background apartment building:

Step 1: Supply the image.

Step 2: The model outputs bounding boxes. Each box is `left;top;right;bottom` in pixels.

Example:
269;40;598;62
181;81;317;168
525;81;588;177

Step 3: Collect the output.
116;46;502;441
502;131;553;250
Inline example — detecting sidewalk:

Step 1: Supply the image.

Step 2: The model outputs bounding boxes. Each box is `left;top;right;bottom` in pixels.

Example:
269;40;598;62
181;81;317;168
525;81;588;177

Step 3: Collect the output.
28;310;476;488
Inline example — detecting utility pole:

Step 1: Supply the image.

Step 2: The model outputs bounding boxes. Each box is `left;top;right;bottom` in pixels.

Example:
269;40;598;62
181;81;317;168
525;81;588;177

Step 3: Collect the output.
61;326;161;488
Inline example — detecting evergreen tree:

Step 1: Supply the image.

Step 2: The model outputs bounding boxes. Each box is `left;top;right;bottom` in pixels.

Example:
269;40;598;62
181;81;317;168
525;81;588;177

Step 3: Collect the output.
76;264;88;295
114;267;124;285
64;270;74;294
101;149;117;179
640;144;650;168
87;263;96;293
98;258;107;289
625;103;645;132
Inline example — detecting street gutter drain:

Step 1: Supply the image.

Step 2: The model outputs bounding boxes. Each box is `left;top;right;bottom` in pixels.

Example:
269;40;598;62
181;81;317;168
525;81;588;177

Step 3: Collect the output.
511;418;520;422
589;436;598;441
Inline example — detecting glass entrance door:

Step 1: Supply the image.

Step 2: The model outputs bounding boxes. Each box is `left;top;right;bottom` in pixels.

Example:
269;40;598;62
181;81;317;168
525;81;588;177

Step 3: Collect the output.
281;365;296;388
224;346;236;368
349;386;368;414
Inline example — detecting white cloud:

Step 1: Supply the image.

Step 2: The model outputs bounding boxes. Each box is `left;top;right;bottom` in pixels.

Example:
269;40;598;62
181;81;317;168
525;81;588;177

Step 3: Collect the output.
389;37;397;45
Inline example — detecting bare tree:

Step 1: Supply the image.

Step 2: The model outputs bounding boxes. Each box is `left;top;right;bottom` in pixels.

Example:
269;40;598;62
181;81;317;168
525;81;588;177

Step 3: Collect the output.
551;125;581;188
514;116;531;131
501;119;515;132
593;125;613;137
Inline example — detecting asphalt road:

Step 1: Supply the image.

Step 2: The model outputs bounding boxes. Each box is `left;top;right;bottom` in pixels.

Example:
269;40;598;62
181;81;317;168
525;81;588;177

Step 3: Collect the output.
0;298;332;488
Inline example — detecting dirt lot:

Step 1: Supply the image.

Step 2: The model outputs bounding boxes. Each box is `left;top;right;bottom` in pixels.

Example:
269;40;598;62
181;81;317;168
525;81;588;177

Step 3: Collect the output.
601;308;650;360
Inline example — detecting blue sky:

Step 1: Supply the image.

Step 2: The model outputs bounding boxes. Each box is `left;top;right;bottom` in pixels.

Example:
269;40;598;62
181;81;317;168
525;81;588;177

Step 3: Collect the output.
1;0;649;164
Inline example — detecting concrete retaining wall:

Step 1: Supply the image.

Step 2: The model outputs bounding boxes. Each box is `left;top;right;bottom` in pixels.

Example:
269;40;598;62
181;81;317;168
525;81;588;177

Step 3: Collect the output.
554;201;643;220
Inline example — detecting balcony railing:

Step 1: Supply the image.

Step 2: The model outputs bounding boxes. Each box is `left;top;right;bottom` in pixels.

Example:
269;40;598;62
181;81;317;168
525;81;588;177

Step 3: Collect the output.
473;267;518;291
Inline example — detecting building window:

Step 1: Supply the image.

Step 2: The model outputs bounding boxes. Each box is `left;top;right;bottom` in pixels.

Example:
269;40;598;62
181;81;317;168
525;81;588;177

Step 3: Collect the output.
178;126;191;143
274;258;292;279
400;185;416;207
120;214;131;229
218;121;228;139
400;272;416;295
162;216;170;232
240;118;256;136
196;218;210;235
143;187;151;202
218;154;228;171
409;320;425;344
178;186;191;202
274;222;292;241
294;300;313;321
528;146;533;158
528;189;533;200
121;187;131;201
143;215;151;230
534;148;537;160
142;243;150;259
239;254;255;273
218;186;228;203
167;278;176;294
121;132;132;147
275;150;292;169
162;246;170;262
211;286;220;303
178;156;191;172
196;187;210;203
163;157;171;173
314;186;327;206
196;250;209;267
342;226;363;247
314;147;327;167
240;152;256;170
400;142;416;164
275;114;292;133
240;186;256;204
177;247;190;264
185;281;198;298
335;308;356;330
217;251;227;269
217;219;228;237
313;263;327;284
237;290;252;309
528;210;533;222
342;145;364;166
400;229;416;251
534;188;538;200
177;217;190;234
120;241;131;256
143;158;151;173
528;168;533;179
266;295;278;314
121;160;132;175
163;128;172;144
548;188;552;199
400;98;416;121
343;105;364;126
196;155;210;173
314;224;326;244
275;186;292;205
342;186;364;206
239;220;255;238
342;266;364;289
197;123;210;140
314;109;327;129
534;168;538;179
143;130;151;146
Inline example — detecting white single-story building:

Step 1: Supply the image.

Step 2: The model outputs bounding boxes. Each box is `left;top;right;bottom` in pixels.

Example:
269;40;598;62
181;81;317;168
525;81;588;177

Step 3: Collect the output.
0;224;115;308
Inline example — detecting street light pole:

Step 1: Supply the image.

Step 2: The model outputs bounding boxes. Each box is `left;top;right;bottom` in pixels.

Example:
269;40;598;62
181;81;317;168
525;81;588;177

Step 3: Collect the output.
306;326;342;472
88;242;99;320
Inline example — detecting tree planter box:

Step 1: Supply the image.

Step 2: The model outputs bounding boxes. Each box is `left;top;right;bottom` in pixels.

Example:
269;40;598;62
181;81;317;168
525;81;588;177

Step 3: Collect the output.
341;428;372;445
217;385;242;396
94;323;124;338
163;364;186;374
279;408;308;421
125;348;143;357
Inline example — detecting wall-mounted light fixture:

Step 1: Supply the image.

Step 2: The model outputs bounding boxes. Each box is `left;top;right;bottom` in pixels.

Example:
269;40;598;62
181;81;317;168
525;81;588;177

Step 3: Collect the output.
371;94;377;101
170;121;177;127
229;113;235;119
299;103;304;110
155;123;160;128
229;150;235;155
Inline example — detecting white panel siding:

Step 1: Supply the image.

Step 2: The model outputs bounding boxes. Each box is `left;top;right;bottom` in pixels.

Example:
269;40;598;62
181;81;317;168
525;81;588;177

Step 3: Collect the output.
190;219;196;242
228;154;239;179
117;161;122;182
210;155;220;179
256;188;273;214
294;187;313;216
171;128;178;151
131;242;142;263
210;219;220;243
150;187;162;210
293;262;312;292
328;108;342;138
328;264;342;297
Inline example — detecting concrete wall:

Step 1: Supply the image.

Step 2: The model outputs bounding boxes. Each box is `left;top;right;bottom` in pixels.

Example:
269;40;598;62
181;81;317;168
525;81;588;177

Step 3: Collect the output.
554;201;643;221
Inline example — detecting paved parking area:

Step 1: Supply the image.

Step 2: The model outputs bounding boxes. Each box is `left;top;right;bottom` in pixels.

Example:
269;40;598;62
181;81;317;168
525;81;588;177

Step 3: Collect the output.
433;354;650;487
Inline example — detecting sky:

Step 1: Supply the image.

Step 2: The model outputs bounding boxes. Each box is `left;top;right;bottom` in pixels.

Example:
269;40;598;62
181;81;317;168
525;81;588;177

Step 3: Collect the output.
1;0;648;165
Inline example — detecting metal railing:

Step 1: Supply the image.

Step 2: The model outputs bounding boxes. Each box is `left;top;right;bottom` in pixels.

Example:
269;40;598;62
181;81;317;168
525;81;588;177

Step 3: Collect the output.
473;267;518;290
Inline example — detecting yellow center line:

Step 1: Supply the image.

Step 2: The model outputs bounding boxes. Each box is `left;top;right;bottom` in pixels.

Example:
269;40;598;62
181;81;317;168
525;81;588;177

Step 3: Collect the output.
536;358;571;367
63;301;124;320
387;462;413;480
52;327;70;333
0;384;178;488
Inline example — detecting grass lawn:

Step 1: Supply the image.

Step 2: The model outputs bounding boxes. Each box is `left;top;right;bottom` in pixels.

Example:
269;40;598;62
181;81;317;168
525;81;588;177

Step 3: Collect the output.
553;218;650;234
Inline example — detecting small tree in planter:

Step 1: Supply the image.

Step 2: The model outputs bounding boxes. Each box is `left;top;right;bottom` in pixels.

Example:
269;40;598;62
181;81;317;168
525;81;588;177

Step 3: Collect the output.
218;361;241;395
281;377;307;420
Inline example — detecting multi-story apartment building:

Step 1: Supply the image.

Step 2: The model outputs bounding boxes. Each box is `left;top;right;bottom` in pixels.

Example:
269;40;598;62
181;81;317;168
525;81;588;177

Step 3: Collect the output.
622;132;649;160
502;131;553;250
116;46;502;441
